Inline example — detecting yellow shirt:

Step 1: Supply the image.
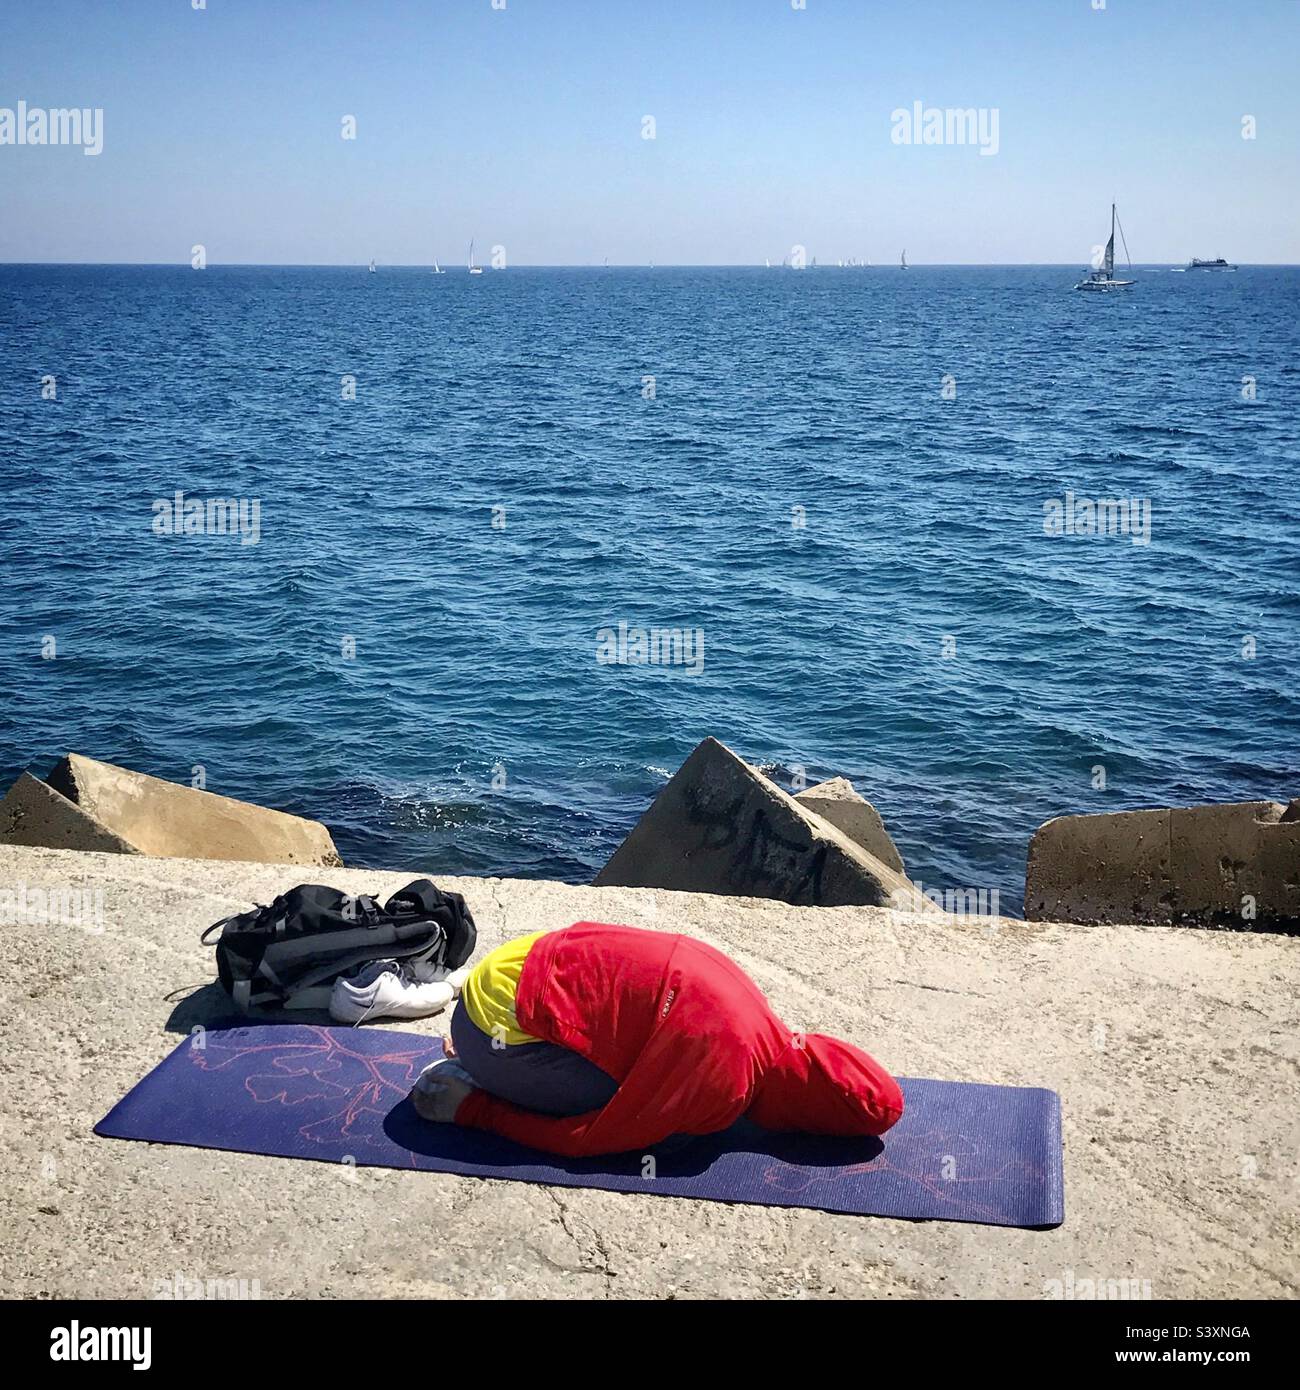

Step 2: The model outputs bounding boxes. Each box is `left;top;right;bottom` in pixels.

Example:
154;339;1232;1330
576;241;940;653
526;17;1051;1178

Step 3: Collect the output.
460;931;545;1046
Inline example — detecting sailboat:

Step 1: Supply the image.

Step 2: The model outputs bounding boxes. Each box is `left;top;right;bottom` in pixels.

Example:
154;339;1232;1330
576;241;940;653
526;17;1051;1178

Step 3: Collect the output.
900;249;908;271
1075;203;1135;291
368;259;377;274
431;241;445;274
468;239;483;275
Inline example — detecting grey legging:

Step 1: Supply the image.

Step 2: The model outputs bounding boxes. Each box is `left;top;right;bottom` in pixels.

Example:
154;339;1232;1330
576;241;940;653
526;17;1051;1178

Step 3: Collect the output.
449;1001;619;1118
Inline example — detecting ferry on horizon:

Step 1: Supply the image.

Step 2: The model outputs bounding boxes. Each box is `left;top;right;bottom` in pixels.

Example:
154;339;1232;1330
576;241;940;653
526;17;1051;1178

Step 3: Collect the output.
1186;257;1236;271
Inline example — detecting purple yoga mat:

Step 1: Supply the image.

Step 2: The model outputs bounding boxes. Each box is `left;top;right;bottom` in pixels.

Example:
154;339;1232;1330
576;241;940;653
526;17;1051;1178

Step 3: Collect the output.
95;1024;1064;1228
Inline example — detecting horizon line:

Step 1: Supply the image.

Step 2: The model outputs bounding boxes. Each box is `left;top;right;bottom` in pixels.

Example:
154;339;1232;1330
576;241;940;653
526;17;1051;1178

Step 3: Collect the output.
1;260;1290;270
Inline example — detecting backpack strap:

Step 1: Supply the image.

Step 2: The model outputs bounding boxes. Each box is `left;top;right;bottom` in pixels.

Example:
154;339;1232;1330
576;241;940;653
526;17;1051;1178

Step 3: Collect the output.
284;935;443;996
231;956;290;1012
200;916;236;945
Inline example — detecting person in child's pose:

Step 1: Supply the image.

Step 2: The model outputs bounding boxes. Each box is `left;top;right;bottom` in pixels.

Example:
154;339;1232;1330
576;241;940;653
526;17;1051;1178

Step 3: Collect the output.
412;922;903;1158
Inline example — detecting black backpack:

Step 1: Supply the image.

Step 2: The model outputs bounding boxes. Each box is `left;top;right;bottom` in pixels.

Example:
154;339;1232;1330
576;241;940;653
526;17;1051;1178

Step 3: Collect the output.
201;879;476;1012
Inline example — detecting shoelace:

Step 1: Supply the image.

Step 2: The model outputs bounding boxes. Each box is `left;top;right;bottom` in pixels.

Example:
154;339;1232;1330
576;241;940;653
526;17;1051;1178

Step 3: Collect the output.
346;960;403;1028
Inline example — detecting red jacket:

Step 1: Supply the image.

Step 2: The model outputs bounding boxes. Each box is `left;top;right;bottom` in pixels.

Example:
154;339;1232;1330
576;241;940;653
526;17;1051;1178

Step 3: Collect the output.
455;922;903;1157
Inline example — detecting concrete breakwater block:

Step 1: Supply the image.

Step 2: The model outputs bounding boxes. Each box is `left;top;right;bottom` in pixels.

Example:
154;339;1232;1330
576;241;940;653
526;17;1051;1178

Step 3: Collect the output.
1024;800;1300;929
0;771;140;855
794;777;906;874
0;754;342;868
593;737;926;909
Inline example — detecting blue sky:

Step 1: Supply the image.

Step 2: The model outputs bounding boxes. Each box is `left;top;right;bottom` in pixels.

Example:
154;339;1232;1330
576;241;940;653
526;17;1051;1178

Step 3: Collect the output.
1;0;1297;264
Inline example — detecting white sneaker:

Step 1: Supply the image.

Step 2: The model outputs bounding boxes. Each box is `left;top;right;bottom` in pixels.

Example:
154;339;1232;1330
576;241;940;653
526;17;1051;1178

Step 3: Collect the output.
329;960;455;1025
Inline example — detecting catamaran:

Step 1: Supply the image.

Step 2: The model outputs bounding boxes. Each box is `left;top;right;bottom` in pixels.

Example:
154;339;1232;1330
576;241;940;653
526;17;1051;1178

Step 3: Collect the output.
468;239;483;275
1075;203;1135;291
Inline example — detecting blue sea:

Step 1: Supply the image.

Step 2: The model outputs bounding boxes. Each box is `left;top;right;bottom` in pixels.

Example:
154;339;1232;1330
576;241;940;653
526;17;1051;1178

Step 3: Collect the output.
2;264;1297;908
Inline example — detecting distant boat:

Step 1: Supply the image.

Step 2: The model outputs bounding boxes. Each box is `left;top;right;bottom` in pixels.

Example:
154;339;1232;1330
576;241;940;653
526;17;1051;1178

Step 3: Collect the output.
368;259;376;274
900;249;908;270
468;239;483;275
1187;257;1236;271
1075;203;1135;291
431;242;444;274
765;258;771;268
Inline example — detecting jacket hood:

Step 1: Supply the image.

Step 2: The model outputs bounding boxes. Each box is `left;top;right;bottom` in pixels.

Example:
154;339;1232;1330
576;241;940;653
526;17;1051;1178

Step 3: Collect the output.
748;1033;904;1137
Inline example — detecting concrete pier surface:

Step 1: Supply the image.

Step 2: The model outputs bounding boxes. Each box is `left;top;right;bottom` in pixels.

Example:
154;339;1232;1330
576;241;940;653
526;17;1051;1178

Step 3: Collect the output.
0;845;1295;1300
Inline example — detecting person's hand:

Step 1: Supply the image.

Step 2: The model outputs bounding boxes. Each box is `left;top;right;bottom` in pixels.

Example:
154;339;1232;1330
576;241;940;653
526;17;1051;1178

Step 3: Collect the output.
412;1059;477;1123
445;966;471;996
